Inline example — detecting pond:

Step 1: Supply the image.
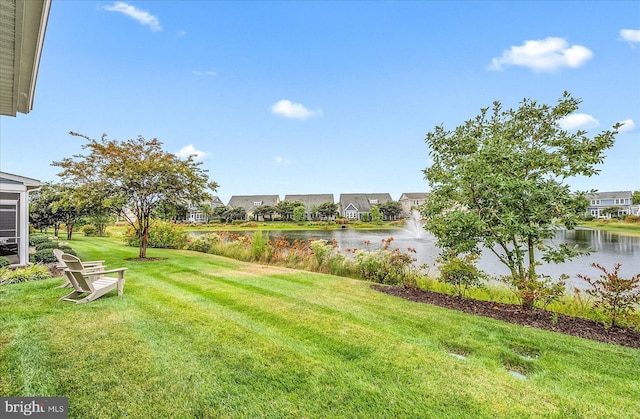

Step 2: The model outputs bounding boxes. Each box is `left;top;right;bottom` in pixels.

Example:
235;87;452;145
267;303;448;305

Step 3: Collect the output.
193;227;640;289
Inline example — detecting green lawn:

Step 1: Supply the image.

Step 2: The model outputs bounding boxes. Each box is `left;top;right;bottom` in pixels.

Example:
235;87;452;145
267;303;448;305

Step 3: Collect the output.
1;237;639;418
579;220;640;237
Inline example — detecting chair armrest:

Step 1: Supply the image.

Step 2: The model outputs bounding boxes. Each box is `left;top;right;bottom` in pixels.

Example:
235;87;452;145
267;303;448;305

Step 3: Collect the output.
82;260;105;266
86;268;128;277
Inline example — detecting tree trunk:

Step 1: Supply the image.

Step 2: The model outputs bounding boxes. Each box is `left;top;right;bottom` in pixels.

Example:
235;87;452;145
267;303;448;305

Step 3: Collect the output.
66;223;73;240
139;218;149;258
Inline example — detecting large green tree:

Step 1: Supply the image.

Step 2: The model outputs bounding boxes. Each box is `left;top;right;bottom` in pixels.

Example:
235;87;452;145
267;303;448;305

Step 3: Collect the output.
53;132;218;258
422;93;620;308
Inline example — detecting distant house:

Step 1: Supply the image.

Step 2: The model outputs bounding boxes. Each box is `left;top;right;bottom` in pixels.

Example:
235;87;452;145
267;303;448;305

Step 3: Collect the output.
339;193;393;220
398;192;429;218
284;194;335;220
585;191;638;218
227;195;280;221
0;172;41;266
186;196;224;223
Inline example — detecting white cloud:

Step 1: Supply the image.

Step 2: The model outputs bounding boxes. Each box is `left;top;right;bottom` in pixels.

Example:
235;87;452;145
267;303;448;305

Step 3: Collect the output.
271;99;322;120
176;145;210;162
192;70;216;76
559;113;600;130
618;118;636;133
103;2;162;32
620;29;640;43
488;37;593;72
275;156;291;164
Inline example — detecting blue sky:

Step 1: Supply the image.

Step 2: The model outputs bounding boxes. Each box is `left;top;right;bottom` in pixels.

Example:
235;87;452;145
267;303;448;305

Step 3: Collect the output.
1;1;639;204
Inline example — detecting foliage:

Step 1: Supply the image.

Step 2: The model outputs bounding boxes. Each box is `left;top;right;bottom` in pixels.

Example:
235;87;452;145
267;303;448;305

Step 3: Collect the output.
186;233;223;253
369;206;383;223
53;132;217;258
0;264;51;286
293;206;307;223
601;206;625;219
578;263;640;328
624;215;640;224
33;249;58;264
250;231;271;261
633;191;640;205
29;234;50;246
316;202;338;220
0;257;10;268
124;220;188;249
353;238;418;285
34;241;62;251
276;201;304;221
499;273;567;310
378;200;402;220
422;92;619;308
437;252;486;297
80;224;98;236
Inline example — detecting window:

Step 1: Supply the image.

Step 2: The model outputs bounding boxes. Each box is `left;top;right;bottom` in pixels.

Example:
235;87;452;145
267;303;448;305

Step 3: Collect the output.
369;199;378;204
590;199;600;205
412;199;420;205
614;198;626;205
254;201;262;206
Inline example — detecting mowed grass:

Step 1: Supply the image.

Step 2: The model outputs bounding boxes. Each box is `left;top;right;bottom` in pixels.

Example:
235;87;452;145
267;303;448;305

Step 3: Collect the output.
1;237;639;418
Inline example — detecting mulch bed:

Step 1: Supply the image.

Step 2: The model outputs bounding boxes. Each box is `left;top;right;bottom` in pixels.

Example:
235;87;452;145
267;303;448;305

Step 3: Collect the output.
372;285;640;349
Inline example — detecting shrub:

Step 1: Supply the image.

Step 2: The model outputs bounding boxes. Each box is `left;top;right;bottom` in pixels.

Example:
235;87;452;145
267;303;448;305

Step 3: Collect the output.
624;215;640;224
186;233;222;253
80;224;98;236
124;220;188;249
499;273;566;310
437;252;486;297
33;249;58;264
353;244;417;286
35;241;61;251
29;234;50;246
231;220;245;225
0;257;11;268
577;263;640;328
0;264;51;286
250;231;270;261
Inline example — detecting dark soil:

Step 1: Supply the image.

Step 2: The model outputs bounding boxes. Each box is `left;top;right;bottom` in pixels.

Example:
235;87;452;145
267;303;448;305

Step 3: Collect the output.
372;285;640;349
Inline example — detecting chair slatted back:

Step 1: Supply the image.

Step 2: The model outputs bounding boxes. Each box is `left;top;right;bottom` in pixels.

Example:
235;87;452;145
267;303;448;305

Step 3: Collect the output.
61;254;94;292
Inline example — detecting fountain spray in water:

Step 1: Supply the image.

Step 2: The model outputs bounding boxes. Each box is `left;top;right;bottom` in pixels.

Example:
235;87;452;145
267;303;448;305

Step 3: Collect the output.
405;209;428;239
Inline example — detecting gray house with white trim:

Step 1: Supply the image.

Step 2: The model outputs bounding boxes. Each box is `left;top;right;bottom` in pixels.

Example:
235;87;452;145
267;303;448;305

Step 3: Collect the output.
227;195;280;221
186;196;224;223
585;191;638;218
339;193;393;220
284;194;335;220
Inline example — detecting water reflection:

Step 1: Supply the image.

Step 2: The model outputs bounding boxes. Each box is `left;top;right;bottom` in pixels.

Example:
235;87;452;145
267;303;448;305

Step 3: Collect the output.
193;227;640;289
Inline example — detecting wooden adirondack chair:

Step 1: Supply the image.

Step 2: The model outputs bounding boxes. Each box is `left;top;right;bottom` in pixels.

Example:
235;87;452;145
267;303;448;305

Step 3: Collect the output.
53;249;105;288
59;254;127;304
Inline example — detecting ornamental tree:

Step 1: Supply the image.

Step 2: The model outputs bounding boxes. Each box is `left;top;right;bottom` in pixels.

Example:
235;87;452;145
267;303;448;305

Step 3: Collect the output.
53;132;218;258
422;92;620;308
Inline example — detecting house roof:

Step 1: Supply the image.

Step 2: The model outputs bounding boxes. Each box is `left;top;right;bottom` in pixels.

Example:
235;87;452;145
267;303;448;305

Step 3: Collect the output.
0;171;41;190
0;0;51;116
284;194;334;210
587;191;632;200
227;195;280;211
399;192;429;200
339;193;392;212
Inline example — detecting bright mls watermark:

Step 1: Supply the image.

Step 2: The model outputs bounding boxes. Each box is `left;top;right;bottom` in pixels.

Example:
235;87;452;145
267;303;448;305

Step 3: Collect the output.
1;397;67;418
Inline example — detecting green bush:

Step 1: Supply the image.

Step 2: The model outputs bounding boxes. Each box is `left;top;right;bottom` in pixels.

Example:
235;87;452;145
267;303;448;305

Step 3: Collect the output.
124;220;188;249
186;233;222;254
35;241;61;251
250;231;270;261
0;256;11;268
231;220;245;225
33;249;58;264
59;247;77;256
80;224;98;236
29;235;50;246
0;264;51;286
437;252;486;297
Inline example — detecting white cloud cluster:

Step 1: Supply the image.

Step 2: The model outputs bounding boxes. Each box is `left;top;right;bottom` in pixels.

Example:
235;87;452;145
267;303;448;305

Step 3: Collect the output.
103;2;162;32
620;29;640;43
271;100;322;120
488;37;592;72
192;70;217;76
559;113;599;131
618;118;636;133
176;145;210;162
